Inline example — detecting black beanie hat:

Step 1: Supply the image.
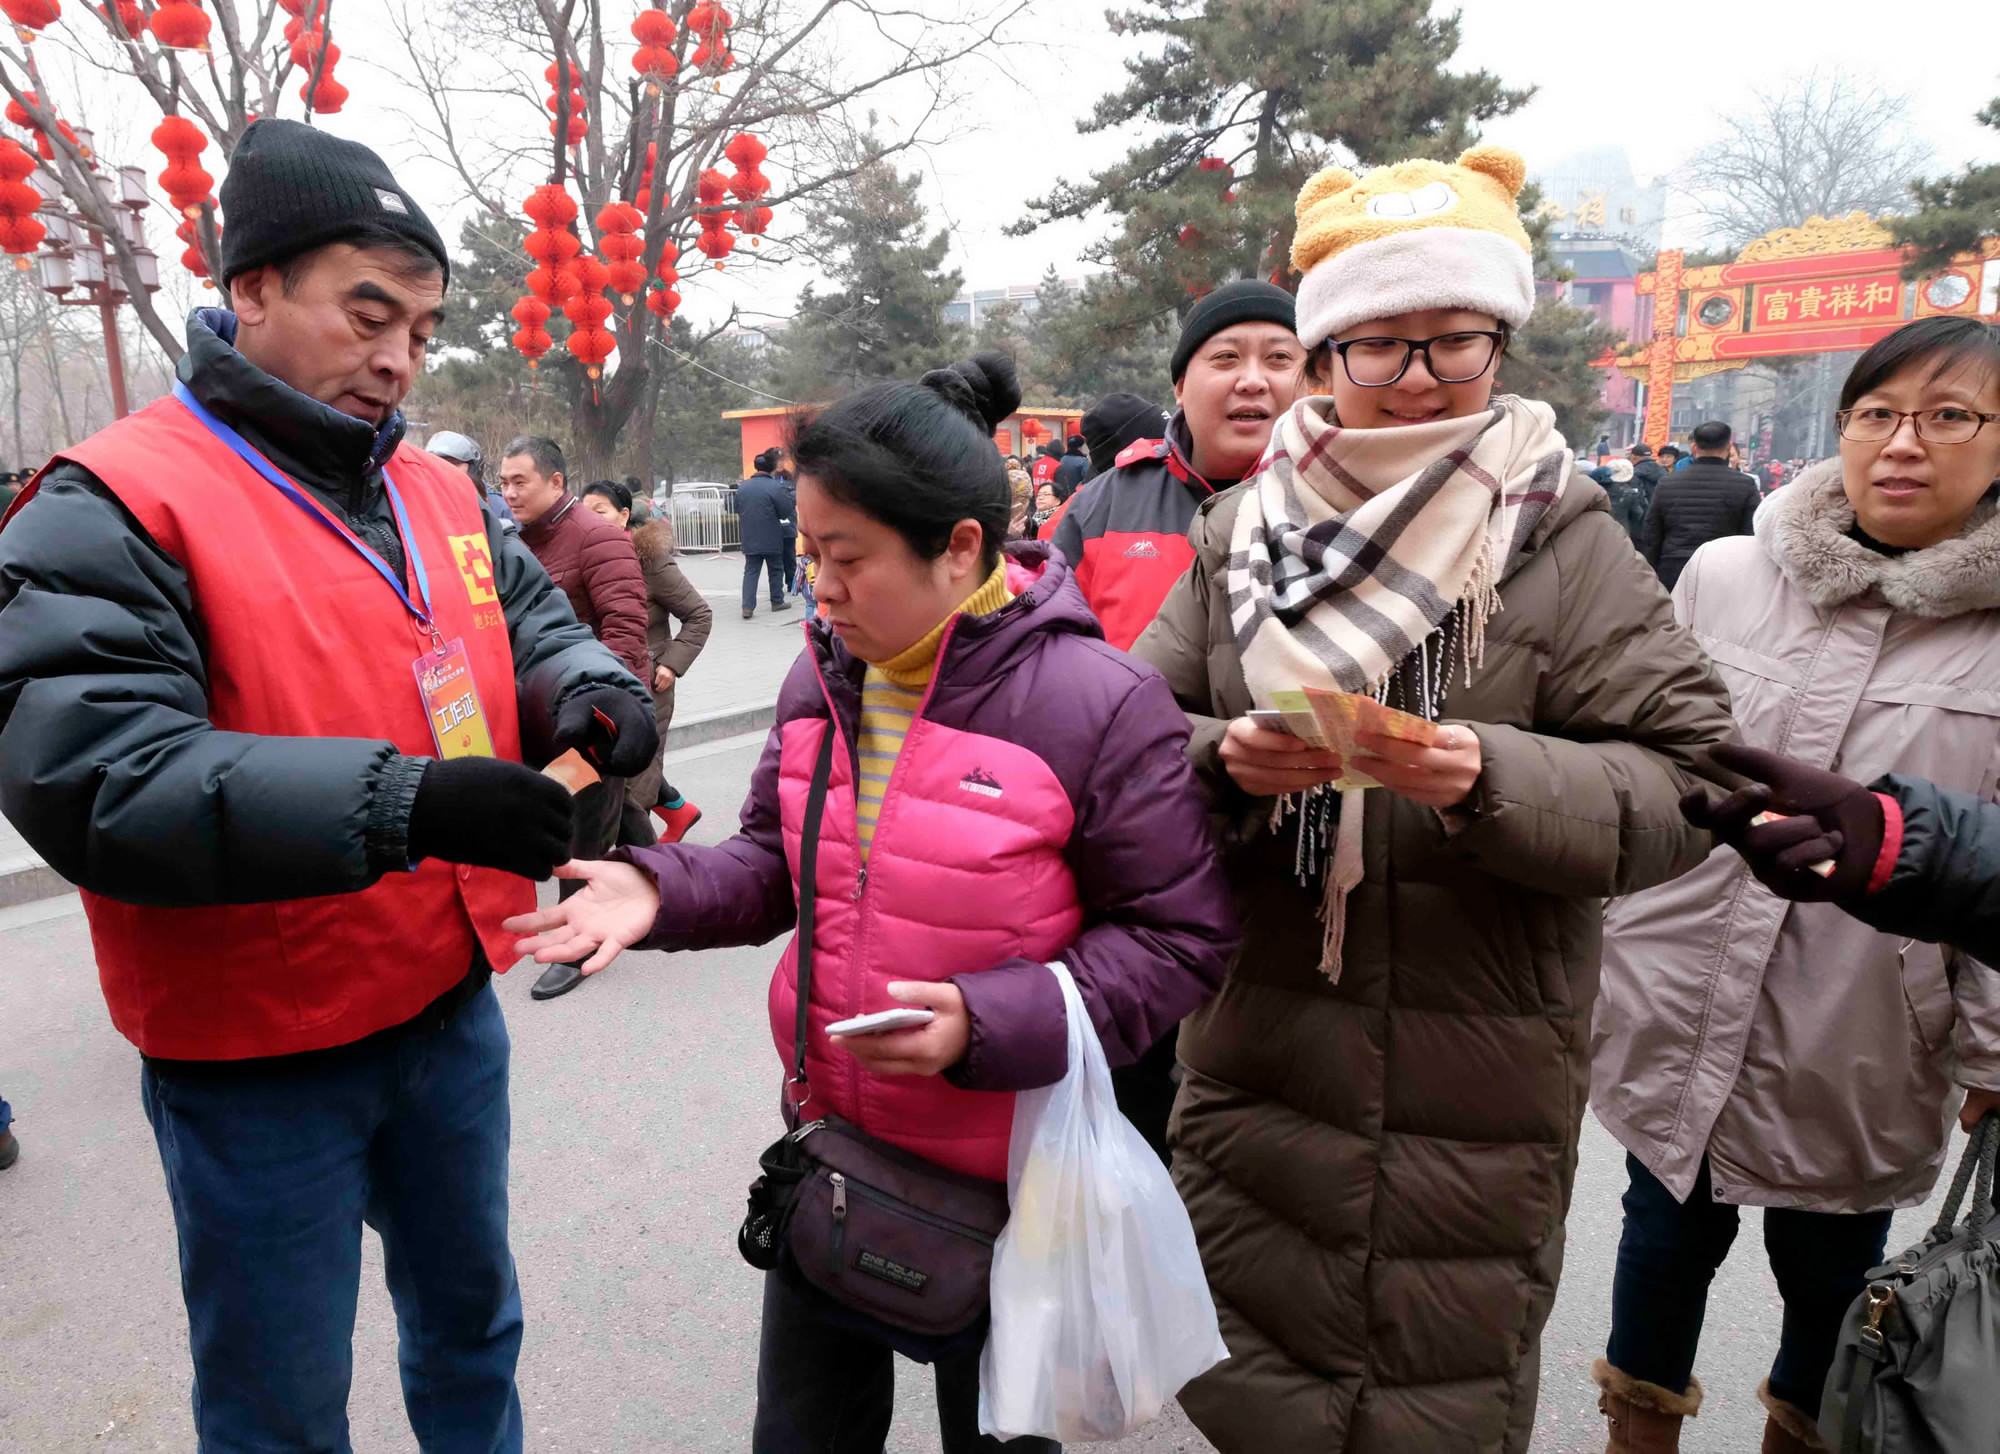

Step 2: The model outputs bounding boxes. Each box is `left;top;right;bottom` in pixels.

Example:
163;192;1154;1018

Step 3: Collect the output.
220;119;450;287
1082;392;1170;476
1170;279;1298;381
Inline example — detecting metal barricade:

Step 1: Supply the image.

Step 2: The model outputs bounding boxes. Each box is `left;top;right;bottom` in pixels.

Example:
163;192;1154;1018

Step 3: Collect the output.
669;485;740;554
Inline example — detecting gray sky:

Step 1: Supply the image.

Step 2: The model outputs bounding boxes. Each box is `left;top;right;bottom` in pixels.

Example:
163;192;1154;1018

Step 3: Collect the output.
61;0;2000;336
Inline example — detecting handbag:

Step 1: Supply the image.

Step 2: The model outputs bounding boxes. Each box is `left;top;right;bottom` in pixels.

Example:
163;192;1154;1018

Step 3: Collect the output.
1818;1113;2000;1453
736;722;1011;1347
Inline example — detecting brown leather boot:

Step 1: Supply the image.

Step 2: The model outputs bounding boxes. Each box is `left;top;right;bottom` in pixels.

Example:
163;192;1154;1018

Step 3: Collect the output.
1759;1380;1831;1453
1594;1359;1702;1453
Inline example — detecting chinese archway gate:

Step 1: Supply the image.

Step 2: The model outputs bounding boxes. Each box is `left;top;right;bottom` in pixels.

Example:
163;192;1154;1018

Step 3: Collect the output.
1611;213;2000;448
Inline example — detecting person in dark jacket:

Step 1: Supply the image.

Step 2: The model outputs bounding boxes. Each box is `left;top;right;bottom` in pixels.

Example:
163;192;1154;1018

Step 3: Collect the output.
1630;443;1665;515
1052;433;1091;497
0;121;654;1453
1594;457;1649;541
501;436;654;1001
583;479;713;845
737;448;794;619
506;351;1238;1452
1638;419;1761;587
1686;744;2000;970
1081;392;1171;479
1052;279;1303;655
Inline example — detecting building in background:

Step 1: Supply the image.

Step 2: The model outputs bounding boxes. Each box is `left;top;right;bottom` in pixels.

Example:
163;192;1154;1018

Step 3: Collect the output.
942;278;1084;329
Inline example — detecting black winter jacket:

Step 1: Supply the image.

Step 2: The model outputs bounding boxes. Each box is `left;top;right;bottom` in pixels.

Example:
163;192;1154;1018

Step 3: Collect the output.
0;309;640;909
736;472;793;557
1639;456;1761;588
1850;773;2000;966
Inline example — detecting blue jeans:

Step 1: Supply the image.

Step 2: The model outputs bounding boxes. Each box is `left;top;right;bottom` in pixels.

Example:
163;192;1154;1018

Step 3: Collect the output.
743;553;787;611
1607;1154;1891;1412
142;983;523;1453
752;1263;1057;1454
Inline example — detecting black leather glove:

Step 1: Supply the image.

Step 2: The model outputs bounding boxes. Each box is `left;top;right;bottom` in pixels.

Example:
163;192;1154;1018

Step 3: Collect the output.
554;686;659;777
408;757;574;880
1680;742;1885;902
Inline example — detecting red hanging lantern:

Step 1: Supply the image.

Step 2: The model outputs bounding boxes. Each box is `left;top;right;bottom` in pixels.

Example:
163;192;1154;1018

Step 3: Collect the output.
724;131;767;189
523;182;579;230
0;138;43;269
511;295;552;368
595;201;646;302
295;38;347;115
631;8;679;92
655;238;680;283
2;0;60;40
570;253;609;301
149;0;211;51
176;215;215;283
523;227;582;269
10;92;84;165
567;327;615;378
631;142;658;210
686;1;732;88
735;205;772;246
543;60;588;144
525;265;580;305
646;285;681;322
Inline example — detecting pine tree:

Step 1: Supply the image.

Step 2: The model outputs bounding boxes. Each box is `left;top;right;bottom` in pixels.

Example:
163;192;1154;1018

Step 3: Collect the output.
1015;0;1530;343
1894;94;2000;275
768;153;967;402
1027;270;1176;405
1498;183;1622;446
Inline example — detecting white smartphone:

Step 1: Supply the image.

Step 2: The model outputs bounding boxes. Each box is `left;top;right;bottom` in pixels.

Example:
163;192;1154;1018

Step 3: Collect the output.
826;1007;936;1038
1246;709;1296;734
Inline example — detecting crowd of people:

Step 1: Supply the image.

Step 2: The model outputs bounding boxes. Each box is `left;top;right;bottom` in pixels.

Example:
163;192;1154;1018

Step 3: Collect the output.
2;120;1998;1454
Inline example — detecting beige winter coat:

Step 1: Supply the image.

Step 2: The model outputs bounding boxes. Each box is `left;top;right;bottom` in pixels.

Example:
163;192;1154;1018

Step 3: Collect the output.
1595;460;2000;1213
1131;478;1734;1453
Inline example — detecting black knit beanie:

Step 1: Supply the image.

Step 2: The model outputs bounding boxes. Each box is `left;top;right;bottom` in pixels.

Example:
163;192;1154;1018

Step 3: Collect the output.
220;119;450;286
1082;392;1170;476
1170;279;1298;381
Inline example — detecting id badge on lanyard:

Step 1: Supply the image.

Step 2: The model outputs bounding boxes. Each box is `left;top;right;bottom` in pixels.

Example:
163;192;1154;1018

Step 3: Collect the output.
172;381;496;761
415;636;495;760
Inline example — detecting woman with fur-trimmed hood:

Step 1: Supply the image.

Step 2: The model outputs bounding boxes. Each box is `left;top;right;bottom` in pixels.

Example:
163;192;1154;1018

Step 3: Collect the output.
1593;317;2000;1453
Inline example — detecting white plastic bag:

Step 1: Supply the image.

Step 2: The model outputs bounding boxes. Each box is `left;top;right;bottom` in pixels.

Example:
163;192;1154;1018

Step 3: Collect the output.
978;962;1228;1442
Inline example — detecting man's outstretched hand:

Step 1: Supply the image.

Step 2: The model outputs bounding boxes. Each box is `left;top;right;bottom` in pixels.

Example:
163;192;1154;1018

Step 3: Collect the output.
505;859;662;975
408;757;573;880
554;687;659;778
1680;743;1886;902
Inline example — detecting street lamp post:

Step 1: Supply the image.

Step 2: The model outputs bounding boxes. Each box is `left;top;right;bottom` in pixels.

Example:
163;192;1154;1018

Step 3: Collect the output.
31;129;159;420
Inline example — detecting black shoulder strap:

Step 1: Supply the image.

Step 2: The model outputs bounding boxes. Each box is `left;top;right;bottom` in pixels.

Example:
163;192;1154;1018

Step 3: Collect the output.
789;721;839;1100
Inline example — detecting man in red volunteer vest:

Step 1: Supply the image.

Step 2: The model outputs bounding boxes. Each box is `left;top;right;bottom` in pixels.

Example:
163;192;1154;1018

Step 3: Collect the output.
0;121;654;1452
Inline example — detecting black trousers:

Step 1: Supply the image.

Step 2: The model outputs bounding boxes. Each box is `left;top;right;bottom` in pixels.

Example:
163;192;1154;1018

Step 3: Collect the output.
752;1263;1057;1454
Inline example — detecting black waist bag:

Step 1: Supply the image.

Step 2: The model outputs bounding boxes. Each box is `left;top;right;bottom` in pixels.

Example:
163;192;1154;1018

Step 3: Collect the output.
737;725;1010;1347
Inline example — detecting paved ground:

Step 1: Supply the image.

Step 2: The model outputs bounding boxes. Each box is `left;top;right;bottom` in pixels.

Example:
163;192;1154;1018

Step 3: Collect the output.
0;726;1959;1452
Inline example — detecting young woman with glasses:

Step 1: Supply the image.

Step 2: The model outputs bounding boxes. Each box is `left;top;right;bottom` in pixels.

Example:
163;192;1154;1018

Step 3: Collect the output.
1592;316;2000;1452
1127;148;1735;1454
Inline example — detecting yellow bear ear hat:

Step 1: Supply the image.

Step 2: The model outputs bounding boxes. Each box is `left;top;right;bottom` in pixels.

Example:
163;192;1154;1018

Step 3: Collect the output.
1290;144;1536;350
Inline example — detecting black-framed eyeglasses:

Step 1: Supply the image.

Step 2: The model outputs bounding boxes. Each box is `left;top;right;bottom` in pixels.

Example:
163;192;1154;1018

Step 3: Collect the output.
1835;406;2000;445
1328;330;1506;387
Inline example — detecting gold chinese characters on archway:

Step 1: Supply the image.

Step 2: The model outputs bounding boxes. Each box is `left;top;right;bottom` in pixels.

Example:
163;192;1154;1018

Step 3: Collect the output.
1606;213;2000;448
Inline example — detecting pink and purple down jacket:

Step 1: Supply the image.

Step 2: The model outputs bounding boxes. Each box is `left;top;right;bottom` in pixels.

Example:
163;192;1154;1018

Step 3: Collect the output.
623;543;1238;1180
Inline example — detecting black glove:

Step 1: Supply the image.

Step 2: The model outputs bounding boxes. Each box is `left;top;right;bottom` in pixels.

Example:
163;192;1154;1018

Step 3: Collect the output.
408;757;574;880
1680;742;1885;902
553;687;659;778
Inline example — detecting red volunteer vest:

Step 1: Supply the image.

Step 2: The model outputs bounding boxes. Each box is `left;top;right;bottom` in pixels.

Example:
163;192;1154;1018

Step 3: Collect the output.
45;398;533;1060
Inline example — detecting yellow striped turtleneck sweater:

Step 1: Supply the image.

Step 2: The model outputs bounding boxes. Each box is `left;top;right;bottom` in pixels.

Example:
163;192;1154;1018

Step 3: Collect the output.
853;562;1012;861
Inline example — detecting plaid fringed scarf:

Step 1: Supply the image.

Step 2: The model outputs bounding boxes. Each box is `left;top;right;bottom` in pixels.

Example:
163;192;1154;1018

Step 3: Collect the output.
1227;393;1572;978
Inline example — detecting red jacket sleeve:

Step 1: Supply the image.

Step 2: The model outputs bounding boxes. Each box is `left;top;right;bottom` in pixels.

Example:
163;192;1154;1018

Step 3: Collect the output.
578;520;652;680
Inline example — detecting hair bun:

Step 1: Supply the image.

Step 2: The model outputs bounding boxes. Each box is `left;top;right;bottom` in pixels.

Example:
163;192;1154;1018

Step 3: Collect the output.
920;350;1022;434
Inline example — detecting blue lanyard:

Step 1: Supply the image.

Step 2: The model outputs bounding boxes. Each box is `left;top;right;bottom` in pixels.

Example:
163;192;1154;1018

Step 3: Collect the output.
172;381;434;628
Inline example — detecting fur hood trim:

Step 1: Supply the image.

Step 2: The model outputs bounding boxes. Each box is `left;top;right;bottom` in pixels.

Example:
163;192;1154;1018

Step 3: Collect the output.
632;516;677;565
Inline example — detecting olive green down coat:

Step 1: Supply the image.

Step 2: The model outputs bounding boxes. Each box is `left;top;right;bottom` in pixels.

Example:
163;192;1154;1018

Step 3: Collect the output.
1129;479;1735;1453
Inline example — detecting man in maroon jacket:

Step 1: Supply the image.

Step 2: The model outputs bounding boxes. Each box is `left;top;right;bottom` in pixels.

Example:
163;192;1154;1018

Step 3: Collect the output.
1052;280;1302;651
500;434;654;999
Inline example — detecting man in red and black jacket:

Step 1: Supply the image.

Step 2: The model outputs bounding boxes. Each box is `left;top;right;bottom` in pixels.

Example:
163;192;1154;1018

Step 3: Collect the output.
1052;280;1304;651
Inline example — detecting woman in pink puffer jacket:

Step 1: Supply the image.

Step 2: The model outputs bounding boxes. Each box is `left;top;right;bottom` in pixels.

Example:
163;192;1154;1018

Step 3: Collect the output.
508;351;1238;1454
